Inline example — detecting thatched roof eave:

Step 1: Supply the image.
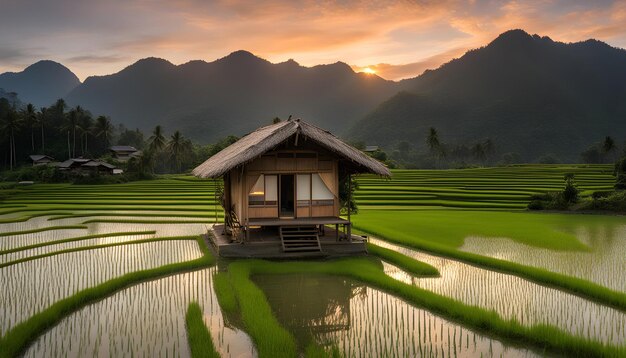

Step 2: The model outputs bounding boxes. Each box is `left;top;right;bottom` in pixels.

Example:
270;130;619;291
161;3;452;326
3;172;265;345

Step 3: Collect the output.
192;119;391;178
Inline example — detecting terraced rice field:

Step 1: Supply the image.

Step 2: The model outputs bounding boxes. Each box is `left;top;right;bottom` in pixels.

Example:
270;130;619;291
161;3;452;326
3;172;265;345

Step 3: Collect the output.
355;164;615;209
0;165;624;357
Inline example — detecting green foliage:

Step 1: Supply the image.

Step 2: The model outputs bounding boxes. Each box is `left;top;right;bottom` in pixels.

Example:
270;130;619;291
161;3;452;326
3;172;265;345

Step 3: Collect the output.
581;190;626;212
562;174;580;204
339;175;358;214
527;174;579;210
614;157;626;189
185;302;221;358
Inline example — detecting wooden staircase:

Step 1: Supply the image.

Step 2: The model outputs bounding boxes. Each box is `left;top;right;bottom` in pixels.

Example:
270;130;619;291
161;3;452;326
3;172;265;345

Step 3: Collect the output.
279;226;322;252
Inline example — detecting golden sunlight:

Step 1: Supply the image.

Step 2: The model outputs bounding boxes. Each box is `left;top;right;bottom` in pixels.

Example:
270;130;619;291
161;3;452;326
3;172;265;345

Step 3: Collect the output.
362;67;376;74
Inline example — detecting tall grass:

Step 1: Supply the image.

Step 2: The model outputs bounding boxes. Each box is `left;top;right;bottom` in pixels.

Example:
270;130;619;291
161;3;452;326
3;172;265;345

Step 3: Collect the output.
185;302;220;358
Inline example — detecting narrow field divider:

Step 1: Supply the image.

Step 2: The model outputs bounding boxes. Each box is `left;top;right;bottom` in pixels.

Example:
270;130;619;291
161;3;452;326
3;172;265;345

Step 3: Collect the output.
0;230;156;255
0;225;87;238
185;302;221;358
0;236;196;269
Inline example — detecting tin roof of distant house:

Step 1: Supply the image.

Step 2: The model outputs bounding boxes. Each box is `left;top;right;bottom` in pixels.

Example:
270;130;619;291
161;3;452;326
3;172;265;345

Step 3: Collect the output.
29;154;55;162
82;160;116;169
192;118;391;178
109;145;138;152
57;158;91;168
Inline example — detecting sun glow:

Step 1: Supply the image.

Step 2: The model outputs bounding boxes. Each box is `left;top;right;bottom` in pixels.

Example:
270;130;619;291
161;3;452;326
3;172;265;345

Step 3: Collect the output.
362;67;376;74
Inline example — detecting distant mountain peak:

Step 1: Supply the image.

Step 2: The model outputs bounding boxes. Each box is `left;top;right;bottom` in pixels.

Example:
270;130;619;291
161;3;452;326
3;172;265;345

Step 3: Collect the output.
489;29;534;46
0;59;80;106
24;60;70;71
219;50;269;65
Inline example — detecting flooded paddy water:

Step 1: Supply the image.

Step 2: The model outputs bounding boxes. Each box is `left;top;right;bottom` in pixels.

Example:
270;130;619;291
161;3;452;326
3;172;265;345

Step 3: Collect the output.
461;221;626;292
1;209;625;355
372;238;626;345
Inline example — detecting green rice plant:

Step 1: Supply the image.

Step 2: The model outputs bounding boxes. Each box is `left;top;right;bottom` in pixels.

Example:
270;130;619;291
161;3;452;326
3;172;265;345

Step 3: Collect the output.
213;273;237;316
185;302;220;358
225;263;298;358
0;236;199;269
367;242;439;277
0;236;214;358
81;219;211;224
0;230;156;255
0;225;87;238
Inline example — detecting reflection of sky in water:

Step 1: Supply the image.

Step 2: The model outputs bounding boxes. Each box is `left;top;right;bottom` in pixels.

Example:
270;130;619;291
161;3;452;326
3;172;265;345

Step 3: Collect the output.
25;268;257;358
461;223;626;292
373;238;626;346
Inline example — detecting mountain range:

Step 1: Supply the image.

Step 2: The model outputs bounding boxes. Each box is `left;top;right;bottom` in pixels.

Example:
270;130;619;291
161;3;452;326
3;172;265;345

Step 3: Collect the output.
1;29;625;161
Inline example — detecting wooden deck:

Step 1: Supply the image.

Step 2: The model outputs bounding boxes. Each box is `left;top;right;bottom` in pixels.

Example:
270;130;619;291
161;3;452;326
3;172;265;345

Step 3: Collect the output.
248;217;349;226
208;224;367;258
246;216;352;243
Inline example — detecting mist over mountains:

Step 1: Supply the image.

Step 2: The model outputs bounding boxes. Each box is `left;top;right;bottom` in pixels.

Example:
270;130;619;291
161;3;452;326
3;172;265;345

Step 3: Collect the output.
2;29;625;162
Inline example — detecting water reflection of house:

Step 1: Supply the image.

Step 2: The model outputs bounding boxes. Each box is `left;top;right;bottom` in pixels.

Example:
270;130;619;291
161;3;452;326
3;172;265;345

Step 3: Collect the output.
109;146;140;162
254;275;363;338
29;154;55;166
193;118;390;257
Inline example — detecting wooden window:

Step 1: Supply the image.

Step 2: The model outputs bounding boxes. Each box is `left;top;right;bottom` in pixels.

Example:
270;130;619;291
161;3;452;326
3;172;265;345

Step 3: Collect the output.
248;174;278;206
293;173;335;207
296;174;311;207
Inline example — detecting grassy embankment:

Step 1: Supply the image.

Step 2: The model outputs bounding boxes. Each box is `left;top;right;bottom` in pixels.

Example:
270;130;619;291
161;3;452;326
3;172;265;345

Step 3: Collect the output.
185;302;221;358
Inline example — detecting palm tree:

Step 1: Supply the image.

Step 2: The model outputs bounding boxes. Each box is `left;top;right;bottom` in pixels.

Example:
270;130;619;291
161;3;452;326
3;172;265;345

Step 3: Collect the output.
37;107;47;153
166;131;193;173
603;136;616;163
93;116;114;149
148;125;167;153
65;107;85;157
0;108;22;170
20;103;37;152
472;142;486;163
426;127;440;154
78;111;93;155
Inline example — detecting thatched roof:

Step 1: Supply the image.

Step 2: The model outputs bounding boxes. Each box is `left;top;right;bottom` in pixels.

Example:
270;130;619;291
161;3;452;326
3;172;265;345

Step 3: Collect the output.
192;119;391;178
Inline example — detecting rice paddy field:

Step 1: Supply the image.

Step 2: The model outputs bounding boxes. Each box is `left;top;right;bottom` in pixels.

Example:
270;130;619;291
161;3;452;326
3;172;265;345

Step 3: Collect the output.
0;164;625;357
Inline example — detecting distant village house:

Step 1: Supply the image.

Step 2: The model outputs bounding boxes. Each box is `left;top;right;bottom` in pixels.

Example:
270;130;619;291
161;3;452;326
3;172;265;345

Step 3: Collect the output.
29;155;55;166
109;146;140;162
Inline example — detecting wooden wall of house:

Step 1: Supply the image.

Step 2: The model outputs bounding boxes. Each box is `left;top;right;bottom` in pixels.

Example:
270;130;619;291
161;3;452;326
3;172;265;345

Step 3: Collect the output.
234;147;340;221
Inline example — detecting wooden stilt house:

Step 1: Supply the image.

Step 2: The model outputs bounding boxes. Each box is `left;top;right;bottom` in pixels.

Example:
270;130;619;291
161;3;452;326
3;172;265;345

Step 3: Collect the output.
192;118;390;255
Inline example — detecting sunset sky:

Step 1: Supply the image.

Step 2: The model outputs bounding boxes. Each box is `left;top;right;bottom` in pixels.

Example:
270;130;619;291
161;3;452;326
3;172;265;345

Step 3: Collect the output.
1;0;625;81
